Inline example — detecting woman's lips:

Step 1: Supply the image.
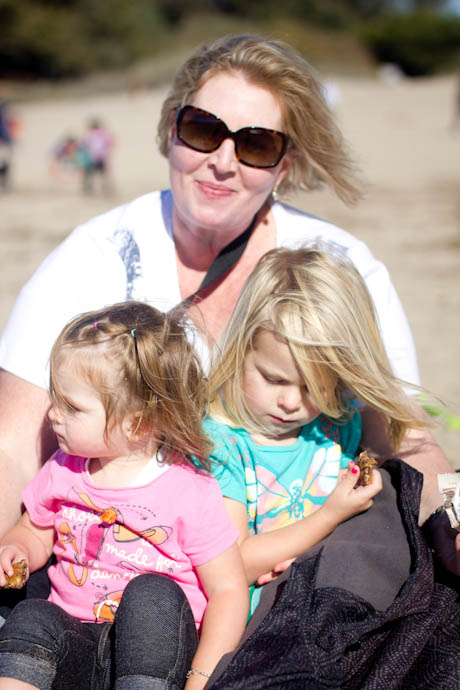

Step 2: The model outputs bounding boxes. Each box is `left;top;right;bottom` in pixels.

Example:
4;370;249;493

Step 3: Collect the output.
196;180;235;198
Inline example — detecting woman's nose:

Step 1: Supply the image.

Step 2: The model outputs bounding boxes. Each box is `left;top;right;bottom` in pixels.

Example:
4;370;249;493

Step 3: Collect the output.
208;137;238;173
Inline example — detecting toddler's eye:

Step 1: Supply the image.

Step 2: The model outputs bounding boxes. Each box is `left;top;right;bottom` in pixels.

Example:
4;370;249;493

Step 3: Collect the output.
65;402;80;413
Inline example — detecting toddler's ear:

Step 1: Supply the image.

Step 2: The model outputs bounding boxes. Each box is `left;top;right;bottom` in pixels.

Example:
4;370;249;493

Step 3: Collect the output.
124;412;143;440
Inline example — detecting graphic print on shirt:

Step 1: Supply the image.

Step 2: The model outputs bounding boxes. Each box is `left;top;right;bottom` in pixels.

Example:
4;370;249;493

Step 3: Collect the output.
56;488;172;593
111;228;142;299
247;444;342;533
93;589;124;623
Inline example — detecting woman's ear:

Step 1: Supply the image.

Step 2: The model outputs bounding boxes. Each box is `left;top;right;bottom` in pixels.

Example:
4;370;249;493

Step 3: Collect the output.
276;148;296;186
167;124;176;150
280;148;297;177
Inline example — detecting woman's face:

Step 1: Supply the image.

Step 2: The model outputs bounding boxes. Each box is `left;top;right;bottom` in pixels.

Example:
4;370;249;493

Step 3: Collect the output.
168;71;293;240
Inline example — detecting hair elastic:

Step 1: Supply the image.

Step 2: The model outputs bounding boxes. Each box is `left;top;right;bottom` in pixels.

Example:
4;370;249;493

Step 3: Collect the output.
130;328;136;338
93;321;98;329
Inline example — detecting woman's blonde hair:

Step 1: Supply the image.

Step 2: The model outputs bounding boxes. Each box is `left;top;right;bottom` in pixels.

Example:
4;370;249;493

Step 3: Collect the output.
209;246;426;451
157;34;361;204
50;301;211;469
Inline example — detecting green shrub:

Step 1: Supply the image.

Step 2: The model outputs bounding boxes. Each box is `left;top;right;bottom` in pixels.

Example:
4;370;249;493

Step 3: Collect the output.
360;12;460;76
0;0;167;78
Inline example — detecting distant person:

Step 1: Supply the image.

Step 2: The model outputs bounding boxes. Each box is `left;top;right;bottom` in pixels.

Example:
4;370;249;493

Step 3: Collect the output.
80;117;114;195
49;135;82;182
378;62;405;86
450;74;460;131
0;97;13;192
322;79;341;112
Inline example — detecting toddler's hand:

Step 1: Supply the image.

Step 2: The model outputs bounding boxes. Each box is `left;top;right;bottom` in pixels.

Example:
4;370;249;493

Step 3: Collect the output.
0;545;29;587
322;462;382;525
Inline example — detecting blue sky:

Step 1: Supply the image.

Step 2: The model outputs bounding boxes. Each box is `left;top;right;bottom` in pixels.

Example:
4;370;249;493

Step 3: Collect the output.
445;0;460;13
396;0;460;12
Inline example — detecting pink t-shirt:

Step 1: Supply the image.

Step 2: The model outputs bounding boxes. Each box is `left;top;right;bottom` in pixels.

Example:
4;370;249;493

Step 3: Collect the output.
22;450;238;627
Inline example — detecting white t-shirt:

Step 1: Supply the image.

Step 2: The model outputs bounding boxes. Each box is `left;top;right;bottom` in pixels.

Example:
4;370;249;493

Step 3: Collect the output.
0;190;419;390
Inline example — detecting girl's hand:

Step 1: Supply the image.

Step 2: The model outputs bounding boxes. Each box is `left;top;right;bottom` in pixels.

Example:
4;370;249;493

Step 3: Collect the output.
321;462;382;525
257;558;295;586
256;465;382;585
0;545;29;587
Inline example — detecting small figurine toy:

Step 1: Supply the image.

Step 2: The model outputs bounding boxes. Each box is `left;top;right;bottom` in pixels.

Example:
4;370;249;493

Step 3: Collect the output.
357;450;378;486
0;559;28;589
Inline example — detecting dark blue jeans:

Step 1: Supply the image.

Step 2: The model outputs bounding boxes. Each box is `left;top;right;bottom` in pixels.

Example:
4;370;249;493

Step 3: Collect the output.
0;573;198;690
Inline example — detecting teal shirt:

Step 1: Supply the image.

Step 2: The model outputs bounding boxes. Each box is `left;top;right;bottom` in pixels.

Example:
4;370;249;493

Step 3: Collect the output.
204;411;362;615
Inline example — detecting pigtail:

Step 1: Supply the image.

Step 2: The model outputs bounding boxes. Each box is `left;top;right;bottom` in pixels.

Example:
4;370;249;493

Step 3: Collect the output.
132;310;211;469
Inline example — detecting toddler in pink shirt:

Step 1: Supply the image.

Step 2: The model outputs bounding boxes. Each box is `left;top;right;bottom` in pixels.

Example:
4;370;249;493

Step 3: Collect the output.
0;301;248;690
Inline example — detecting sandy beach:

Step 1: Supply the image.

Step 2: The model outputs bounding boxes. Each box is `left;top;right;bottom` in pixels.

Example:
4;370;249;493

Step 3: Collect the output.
1;73;459;465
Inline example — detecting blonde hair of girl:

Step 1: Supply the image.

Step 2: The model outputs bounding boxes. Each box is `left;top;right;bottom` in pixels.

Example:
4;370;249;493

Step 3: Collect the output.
50;301;211;469
208;246;427;451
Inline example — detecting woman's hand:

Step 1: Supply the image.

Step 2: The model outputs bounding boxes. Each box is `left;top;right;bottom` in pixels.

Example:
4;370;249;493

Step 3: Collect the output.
321;462;382;525
423;507;460;576
0;544;29;587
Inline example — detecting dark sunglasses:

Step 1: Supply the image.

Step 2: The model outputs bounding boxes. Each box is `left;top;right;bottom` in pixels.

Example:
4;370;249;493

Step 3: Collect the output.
175;105;288;169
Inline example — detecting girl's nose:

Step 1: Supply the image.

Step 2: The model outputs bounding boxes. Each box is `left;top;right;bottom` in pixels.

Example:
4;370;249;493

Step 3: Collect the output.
208;137;238;174
48;405;63;424
278;387;302;412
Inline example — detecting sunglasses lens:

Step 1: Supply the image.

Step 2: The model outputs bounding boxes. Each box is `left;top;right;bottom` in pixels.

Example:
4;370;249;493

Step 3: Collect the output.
237;128;286;168
177;106;287;168
177;107;224;153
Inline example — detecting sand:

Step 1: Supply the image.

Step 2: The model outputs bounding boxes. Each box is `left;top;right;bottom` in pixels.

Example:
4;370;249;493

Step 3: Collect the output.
1;73;459;464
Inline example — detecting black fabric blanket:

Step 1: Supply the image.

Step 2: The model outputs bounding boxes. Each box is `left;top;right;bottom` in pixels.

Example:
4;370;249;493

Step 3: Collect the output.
207;460;460;690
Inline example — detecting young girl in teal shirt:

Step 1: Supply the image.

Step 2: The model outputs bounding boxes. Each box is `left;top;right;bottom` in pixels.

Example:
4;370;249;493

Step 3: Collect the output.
205;245;427;615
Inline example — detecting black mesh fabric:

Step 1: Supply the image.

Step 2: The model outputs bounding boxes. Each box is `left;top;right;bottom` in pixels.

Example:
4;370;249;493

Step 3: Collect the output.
208;460;460;690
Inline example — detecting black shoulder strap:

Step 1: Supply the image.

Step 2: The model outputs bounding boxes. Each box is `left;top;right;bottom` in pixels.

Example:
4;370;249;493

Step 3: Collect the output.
180;214;257;309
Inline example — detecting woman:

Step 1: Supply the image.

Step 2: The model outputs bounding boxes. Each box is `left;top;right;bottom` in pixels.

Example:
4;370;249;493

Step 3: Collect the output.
0;34;456;570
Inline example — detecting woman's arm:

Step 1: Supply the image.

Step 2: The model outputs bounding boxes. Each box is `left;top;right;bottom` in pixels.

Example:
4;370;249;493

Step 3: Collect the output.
225;465;382;585
360;404;460;575
185;543;249;690
360;405;453;521
0;370;57;537
0;511;55;585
